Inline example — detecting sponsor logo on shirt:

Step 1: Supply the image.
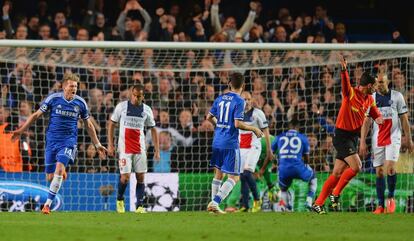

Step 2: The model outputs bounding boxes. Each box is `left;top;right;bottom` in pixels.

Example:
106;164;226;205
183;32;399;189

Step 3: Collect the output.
56;109;78;118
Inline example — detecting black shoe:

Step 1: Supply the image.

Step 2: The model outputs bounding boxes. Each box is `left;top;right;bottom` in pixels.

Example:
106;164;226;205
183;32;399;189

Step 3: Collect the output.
329;194;341;211
312;204;327;214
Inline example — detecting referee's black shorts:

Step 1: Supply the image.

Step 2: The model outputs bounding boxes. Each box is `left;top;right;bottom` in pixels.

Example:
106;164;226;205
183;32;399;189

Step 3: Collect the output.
333;128;359;161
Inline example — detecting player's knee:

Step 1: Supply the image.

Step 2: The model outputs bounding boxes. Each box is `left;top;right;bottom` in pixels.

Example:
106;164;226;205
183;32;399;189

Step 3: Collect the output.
376;167;384;178
332;170;342;178
229;175;239;183
387;166;396;176
136;173;145;183
120;175;130;184
46;174;53;182
351;166;361;173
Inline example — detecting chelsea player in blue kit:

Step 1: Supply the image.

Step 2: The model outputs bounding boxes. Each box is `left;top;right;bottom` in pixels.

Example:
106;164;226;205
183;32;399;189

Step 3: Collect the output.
12;73;107;214
206;73;264;214
272;115;317;211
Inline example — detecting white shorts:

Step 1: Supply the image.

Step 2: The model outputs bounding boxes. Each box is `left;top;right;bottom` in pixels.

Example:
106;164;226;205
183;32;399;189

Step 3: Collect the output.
240;147;261;172
118;152;148;174
372;144;401;167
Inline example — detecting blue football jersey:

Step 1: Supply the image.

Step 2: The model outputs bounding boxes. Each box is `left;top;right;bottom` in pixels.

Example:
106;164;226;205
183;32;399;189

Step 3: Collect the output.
40;92;89;144
209;92;245;149
272;129;310;167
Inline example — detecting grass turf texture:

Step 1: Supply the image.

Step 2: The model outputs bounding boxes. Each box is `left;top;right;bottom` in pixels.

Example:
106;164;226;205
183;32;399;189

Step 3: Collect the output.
1;212;412;241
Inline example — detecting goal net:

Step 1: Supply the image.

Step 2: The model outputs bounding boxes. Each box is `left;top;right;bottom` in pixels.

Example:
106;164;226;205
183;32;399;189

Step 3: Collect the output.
0;41;413;212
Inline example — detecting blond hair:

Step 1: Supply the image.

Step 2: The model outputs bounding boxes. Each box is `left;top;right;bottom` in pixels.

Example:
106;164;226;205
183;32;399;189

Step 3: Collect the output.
63;73;80;84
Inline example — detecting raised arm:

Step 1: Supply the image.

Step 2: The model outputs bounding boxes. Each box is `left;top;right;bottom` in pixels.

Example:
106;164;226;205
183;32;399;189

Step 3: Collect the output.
137;2;152;34
237;2;257;38
339;57;353;98
210;0;222;34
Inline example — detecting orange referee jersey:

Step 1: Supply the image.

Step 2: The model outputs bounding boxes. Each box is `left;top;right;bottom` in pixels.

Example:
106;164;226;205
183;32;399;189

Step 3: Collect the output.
335;70;381;132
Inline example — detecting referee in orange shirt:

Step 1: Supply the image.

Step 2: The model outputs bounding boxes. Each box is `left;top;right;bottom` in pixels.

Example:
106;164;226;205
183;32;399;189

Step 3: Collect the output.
312;56;384;214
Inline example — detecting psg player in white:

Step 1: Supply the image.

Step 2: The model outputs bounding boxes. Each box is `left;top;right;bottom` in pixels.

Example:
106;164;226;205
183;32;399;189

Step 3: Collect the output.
238;91;273;212
360;74;413;214
108;85;160;214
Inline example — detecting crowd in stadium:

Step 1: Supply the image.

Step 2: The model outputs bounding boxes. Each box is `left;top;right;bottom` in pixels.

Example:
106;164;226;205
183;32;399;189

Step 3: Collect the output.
0;0;412;174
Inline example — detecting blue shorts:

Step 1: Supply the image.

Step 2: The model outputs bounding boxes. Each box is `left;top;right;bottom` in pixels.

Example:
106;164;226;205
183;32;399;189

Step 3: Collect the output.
278;164;314;190
210;147;241;175
45;142;77;174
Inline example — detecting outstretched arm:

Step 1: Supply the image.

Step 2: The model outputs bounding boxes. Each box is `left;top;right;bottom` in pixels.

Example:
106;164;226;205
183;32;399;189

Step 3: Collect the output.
11;109;44;141
234;119;263;138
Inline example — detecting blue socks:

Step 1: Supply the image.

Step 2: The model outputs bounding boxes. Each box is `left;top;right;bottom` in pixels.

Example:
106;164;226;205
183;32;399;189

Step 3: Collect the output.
376;177;385;207
387;174;397;198
136;183;145;207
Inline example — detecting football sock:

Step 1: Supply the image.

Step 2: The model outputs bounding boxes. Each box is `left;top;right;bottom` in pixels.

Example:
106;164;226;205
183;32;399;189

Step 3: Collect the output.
314;175;339;206
45;174;63;206
332;168;357;196
211;178;222;200
376;177;385;207
240;173;250;208
213;178;236;204
117;179;128;201
243;170;260;200
307;176;317;206
280;190;290;208
387;174;397;198
136;182;145;207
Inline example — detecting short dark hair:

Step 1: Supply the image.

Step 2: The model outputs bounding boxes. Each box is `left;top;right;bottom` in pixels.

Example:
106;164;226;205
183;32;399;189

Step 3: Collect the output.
360;72;375;86
132;84;144;92
230;72;244;89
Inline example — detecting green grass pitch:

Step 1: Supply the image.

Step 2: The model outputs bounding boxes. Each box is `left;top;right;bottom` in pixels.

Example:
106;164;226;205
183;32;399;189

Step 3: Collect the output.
1;212;412;241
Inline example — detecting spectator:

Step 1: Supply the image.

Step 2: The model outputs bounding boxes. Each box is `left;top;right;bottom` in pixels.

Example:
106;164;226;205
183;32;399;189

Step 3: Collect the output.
332;22;349;43
116;0;151;41
57;26;72;40
153;131;175;173
76;28;89;41
38;24;52;40
313;4;335;42
0;106;23;172
308;134;330;172
27;16;40;39
269;25;288;43
210;0;257;42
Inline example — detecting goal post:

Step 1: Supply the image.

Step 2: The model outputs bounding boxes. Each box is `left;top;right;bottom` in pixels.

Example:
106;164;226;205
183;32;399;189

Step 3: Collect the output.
0;40;413;212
